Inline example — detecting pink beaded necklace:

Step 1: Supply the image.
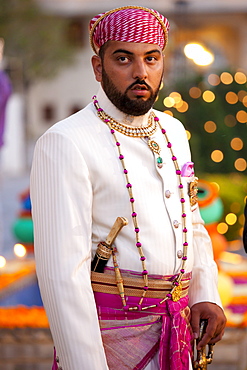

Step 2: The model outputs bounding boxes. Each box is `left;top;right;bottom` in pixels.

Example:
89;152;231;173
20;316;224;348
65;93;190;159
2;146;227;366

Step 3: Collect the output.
93;96;188;311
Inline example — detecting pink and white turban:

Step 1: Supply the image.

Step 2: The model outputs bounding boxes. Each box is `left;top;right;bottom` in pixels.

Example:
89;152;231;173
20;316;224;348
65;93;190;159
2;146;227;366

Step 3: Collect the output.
89;6;170;55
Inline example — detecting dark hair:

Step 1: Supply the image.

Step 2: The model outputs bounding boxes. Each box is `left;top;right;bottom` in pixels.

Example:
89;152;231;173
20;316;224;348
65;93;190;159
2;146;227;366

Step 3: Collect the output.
98;41;109;60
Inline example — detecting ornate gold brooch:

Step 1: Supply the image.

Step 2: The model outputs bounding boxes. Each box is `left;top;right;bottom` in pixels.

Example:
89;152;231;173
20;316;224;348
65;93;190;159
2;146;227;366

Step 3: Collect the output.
171;283;182;302
189;177;199;207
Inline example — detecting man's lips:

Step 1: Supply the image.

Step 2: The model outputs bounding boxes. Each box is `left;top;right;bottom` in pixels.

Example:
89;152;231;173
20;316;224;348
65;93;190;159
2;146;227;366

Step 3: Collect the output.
130;84;150;97
131;84;149;91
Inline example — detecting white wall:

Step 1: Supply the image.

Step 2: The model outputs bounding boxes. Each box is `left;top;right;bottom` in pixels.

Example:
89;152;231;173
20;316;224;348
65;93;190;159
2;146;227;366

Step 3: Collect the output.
27;49;99;140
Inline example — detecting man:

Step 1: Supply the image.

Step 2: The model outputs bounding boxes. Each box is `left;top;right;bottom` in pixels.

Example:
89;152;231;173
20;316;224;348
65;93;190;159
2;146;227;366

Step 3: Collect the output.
30;6;226;370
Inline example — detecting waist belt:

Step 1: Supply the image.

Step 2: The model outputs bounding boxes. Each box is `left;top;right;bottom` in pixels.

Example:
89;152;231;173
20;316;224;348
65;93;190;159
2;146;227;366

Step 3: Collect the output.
91;270;190;299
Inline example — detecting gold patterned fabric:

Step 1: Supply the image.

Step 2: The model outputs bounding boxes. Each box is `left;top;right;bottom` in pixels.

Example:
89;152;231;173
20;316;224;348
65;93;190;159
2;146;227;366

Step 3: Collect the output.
100;315;162;369
94;291;193;370
91;270;190;299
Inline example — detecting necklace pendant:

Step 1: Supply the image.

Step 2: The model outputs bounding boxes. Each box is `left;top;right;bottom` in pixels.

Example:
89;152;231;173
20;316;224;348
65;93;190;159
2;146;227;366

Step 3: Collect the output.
148;139;160;155
157;156;163;168
171;283;182;302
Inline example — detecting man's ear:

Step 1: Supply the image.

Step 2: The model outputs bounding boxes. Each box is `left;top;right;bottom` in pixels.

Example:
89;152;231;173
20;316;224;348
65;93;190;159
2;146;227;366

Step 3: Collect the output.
91;55;102;82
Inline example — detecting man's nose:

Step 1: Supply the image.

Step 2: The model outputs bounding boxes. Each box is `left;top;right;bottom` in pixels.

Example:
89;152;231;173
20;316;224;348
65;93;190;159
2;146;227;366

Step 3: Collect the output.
132;60;148;80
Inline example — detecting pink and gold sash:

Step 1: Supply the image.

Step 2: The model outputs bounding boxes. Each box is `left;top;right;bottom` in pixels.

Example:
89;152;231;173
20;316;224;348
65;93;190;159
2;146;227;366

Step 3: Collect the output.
93;268;193;370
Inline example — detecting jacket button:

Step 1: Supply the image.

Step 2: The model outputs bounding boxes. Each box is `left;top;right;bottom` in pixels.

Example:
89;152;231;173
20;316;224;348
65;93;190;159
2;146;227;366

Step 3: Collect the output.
165;190;171;198
177;250;183;258
173;220;180;228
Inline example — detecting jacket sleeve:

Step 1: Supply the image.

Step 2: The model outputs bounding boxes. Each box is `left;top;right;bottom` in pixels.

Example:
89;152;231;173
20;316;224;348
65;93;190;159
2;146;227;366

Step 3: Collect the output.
189;206;223;308
30;130;109;370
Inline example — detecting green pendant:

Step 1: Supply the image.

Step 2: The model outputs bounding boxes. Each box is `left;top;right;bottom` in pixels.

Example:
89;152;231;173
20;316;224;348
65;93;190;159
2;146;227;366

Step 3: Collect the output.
148;139;160;155
157;157;163;168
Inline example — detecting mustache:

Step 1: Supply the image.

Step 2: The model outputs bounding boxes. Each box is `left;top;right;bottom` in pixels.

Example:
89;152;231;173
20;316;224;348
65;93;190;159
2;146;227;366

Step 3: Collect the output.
127;79;151;91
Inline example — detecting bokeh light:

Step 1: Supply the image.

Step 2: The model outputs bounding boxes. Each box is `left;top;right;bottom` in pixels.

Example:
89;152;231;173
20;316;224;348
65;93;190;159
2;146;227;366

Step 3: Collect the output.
239;227;244;237
243;96;247;107
184;43;214;66
186;130;191;140
238;90;247;102
208;74;220;86
211;182;220;192
220;72;233;84
175;99;184;109
217;222;228;234
234;158;247;171
184;43;203;59
230;137;243;151
224;115;236;127
0;256;6;268
14;243;27;258
211;150;224;162
202;90;215;103
225;213;237;225
230;202;241;213
238;214;245;226
193;50;214;66
204;120;217;133
176;101;189;113
234;71;247;84
169;92;182;103
163;97;175;108
164;110;173;116
225;92;238;104
189;87;201;99
236;110;247;123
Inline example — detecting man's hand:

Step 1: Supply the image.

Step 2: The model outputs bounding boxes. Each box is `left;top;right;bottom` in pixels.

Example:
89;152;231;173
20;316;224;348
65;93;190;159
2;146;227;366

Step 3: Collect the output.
190;302;227;349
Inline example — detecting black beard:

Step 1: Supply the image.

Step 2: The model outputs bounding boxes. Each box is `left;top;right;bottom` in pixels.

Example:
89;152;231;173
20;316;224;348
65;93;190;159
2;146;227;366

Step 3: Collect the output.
101;68;162;116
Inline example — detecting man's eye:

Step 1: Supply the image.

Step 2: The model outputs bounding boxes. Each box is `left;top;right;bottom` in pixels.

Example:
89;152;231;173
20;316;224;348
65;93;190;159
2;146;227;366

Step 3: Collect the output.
118;56;128;62
146;56;156;62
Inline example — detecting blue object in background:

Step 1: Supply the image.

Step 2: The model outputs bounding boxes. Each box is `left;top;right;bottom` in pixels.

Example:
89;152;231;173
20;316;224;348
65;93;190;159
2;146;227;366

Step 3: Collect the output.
0;279;43;307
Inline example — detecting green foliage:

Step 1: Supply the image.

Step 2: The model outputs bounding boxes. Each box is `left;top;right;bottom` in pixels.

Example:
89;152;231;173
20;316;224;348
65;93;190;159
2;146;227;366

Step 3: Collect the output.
201;173;247;241
155;71;247;173
0;0;75;84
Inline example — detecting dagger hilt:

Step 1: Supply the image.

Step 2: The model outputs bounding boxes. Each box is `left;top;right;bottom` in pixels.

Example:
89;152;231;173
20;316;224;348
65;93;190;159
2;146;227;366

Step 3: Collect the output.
91;217;128;273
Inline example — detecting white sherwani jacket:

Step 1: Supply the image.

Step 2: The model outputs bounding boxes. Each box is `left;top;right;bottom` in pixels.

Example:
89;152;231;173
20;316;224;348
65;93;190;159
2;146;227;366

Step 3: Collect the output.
30;87;222;370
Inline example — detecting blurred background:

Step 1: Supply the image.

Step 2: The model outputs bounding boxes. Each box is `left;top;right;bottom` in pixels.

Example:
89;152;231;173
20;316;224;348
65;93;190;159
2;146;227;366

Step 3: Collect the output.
0;0;247;369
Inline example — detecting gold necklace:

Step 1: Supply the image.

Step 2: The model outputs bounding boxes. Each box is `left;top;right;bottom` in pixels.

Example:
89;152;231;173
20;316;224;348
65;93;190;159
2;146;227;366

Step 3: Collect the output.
96;109;158;137
96;106;163;166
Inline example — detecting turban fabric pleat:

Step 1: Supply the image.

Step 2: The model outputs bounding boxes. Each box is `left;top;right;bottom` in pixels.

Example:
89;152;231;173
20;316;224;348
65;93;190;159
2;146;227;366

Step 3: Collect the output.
89;6;170;54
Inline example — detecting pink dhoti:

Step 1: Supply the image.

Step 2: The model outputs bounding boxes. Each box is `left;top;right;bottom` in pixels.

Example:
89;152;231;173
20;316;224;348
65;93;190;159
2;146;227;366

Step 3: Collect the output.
93;269;193;370
52;269;193;370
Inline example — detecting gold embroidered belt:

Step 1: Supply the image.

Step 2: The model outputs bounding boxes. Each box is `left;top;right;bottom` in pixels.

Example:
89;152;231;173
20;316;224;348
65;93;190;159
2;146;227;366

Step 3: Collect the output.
91;270;190;299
